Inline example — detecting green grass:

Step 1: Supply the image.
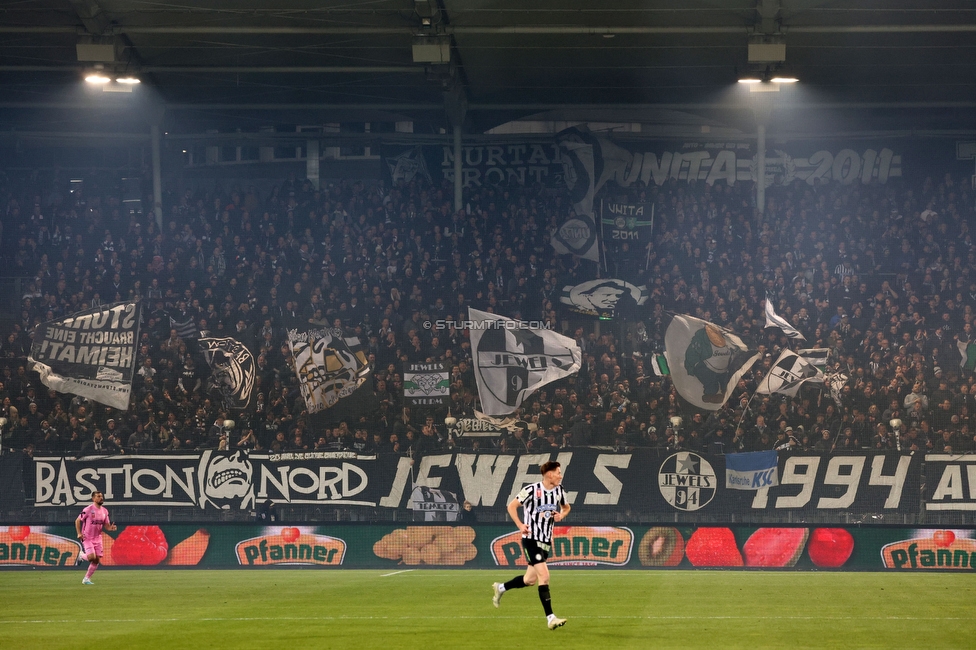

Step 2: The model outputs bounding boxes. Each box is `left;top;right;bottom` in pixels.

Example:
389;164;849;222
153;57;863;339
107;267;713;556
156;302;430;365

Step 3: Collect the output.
1;569;972;649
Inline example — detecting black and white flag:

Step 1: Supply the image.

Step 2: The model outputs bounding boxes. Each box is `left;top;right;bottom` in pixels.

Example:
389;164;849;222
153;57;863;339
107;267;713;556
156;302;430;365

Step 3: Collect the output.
28;302;141;410
200;337;256;410
558;279;648;318
169;314;197;340
287;327;371;413
764;299;806;340
553;127;633;263
824;371;850;408
756;350;824;397
798;348;830;370
550;212;600;261
410;486;460;521
469;307;581;416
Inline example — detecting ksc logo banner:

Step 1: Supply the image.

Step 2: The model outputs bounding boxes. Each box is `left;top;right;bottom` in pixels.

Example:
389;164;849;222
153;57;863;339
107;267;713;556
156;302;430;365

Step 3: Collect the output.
731;452;921;513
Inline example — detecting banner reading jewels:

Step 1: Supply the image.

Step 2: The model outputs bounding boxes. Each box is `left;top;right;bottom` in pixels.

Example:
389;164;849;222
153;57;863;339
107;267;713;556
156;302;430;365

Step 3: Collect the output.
31;450;921;515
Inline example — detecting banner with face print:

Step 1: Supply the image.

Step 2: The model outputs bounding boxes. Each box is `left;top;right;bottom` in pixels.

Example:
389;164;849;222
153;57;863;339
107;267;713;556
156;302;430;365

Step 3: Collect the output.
200;337;255;410
287;328;371;413
559;279;648;319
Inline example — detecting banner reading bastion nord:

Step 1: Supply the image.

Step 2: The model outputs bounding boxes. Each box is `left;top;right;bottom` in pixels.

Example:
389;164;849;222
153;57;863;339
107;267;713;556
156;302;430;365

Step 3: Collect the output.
29;450;921;516
2;523;974;572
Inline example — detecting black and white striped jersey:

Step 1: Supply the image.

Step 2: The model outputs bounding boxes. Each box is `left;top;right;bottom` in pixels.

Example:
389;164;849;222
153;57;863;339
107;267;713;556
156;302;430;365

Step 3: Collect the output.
516;481;567;544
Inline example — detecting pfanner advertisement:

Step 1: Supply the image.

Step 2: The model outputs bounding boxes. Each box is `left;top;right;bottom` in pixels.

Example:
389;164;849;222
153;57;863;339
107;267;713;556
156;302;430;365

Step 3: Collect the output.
6;524;976;571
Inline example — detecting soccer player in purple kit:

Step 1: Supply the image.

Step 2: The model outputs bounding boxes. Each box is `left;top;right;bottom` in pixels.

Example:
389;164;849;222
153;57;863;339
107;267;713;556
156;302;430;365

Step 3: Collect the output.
75;491;116;585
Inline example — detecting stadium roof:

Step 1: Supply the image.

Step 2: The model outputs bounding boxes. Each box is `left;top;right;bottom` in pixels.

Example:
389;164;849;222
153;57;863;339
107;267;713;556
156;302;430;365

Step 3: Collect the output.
0;0;975;136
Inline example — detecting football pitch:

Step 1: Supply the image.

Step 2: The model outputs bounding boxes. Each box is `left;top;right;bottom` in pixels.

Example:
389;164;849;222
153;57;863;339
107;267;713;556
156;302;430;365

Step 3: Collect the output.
1;569;972;649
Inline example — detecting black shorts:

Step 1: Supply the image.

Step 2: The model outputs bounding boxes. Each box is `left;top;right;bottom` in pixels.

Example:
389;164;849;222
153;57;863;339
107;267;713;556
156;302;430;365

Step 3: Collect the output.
522;538;551;566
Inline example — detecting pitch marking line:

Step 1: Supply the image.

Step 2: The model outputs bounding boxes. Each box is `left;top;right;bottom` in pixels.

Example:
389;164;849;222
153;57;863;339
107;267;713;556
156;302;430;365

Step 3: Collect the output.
0;615;969;625
380;570;416;577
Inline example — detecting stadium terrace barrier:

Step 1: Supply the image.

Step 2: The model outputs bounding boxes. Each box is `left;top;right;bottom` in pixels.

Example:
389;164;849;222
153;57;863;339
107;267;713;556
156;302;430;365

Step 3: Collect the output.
3;523;976;571
6;449;976;525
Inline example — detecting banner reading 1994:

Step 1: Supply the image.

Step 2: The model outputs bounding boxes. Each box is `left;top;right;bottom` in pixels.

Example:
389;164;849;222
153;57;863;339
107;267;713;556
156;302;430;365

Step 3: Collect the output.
30;450;921;517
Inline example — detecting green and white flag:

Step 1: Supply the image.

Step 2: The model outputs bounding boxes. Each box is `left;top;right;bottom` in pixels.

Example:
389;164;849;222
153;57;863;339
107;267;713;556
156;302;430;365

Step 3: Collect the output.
404;362;450;406
958;341;976;372
650;354;670;376
663;314;759;411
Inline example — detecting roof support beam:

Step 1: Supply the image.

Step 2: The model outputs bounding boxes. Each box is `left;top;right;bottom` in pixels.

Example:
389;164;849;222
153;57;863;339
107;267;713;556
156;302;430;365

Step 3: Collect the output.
2;24;975;35
66;0;110;36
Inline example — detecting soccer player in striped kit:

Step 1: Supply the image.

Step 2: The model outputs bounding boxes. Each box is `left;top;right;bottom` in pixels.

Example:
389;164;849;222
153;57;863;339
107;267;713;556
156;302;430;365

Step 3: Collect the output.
75;491;116;585
492;460;571;630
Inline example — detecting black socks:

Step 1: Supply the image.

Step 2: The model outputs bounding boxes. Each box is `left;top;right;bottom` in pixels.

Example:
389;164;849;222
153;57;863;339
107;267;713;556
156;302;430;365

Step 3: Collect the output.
503;576;526;590
538;584;553;616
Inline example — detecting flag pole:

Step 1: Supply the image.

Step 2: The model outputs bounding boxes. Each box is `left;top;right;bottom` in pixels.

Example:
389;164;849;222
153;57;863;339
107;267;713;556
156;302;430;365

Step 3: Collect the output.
734;358;778;438
599;200;608;275
644;204;654;272
733;387;761;440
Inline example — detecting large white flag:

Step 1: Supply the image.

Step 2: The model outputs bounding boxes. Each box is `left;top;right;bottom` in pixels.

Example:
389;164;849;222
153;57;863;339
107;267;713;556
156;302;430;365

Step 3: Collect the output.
663;314;759;411
469;308;581;416
29;301;141;410
764;299;806;340
756;349;824;397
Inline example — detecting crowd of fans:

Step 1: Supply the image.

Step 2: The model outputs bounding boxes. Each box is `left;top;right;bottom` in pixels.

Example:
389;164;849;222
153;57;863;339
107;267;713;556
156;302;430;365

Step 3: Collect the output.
0;161;974;460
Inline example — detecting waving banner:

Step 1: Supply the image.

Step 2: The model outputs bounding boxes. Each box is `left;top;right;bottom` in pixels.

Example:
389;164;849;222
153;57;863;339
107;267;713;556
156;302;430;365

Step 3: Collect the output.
756;350;824;397
764;299;806;340
28;301;141;410
200;337;255;410
469;308;581;416
663;314;759;410
287;327;371;413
